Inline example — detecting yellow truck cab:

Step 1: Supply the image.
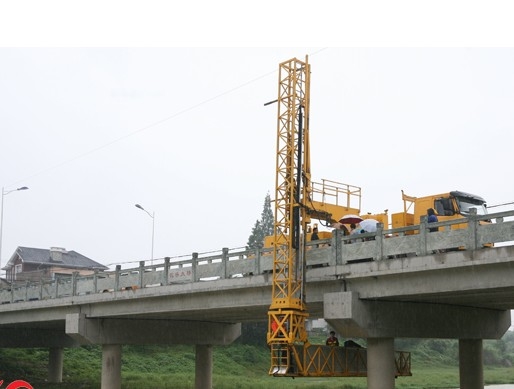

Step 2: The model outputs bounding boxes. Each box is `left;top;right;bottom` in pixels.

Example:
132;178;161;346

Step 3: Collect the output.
392;190;489;230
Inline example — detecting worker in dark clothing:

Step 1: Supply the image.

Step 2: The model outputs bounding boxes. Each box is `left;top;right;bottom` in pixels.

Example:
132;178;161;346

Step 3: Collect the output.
326;331;339;346
311;224;320;248
427;208;439;232
311;225;319;241
427;208;444;253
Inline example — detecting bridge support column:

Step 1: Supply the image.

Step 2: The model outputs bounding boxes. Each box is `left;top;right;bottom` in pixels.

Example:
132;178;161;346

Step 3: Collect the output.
101;344;122;389
459;339;483;389
195;344;212;389
48;347;63;383
367;338;395;389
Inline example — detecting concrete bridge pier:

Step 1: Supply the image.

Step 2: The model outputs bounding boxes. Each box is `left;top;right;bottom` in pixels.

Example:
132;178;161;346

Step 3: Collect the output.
65;313;241;389
459;339;483;389
195;344;213;389
367;338;395;389
324;291;510;389
97;343;216;389
101;344;122;389
48;347;64;383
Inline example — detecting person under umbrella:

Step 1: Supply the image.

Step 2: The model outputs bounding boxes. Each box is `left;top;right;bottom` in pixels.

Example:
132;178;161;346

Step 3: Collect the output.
359;219;379;233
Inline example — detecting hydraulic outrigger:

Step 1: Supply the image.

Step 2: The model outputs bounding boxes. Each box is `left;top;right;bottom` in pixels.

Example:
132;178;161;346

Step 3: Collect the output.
266;56;411;378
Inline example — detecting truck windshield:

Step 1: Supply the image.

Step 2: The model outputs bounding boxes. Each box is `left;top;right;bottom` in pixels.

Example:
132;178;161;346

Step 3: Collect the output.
456;197;488;216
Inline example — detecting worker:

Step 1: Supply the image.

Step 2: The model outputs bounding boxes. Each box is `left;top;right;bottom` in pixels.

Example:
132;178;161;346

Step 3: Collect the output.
271;316;286;338
311;225;319;248
349;223;363;243
427;208;444;253
311;225;319;241
271;318;278;334
325;330;339;346
332;223;350;244
427;208;439;232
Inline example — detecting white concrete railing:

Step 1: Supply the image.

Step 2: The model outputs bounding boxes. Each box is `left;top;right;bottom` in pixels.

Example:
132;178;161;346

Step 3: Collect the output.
1;209;514;304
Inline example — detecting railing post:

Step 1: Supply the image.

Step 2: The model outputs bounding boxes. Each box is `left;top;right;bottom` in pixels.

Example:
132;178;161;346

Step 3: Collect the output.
375;223;384;260
420;215;428;256
10;283;14;303
72;272;78;296
39;276;43;300
255;248;261;275
164;257;170;285
139;261;145;288
55;276;59;299
222;247;229;279
115;265;121;291
25;281;29;302
468;207;478;250
333;228;343;265
192;253;198;282
93;269;99;294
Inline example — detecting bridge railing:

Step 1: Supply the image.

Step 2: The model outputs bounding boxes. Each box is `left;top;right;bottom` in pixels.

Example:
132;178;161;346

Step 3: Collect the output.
327;209;514;264
1;209;514;304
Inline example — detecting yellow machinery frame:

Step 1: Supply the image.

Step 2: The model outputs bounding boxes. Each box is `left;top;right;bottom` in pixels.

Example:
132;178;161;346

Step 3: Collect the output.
266;56;412;378
268;56;310;374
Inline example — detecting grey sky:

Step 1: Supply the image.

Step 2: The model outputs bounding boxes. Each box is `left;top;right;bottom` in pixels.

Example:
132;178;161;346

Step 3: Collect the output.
1;0;514;268
1;47;513;268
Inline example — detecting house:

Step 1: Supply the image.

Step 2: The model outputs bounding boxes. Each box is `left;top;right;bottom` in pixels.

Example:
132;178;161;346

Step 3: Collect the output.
3;246;108;283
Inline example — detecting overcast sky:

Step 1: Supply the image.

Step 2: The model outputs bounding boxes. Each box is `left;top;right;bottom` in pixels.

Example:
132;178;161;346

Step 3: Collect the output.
1;2;513;269
1;47;513;268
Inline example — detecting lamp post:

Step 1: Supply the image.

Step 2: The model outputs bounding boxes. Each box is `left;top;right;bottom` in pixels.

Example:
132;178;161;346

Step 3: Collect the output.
0;186;29;275
135;203;155;265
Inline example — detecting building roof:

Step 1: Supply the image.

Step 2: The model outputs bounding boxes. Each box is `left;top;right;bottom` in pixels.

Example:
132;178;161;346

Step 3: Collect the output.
4;246;108;271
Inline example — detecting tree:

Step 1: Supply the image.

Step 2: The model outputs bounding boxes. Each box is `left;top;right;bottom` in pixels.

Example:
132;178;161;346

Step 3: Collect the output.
246;193;274;250
247;220;264;250
243;193;275;342
260;192;274;237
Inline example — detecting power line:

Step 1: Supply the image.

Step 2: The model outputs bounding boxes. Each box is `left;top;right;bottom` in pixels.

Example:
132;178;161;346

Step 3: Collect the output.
8;48;328;187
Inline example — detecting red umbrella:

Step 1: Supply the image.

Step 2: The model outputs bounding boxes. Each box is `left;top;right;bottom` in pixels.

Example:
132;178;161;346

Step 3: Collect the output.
338;214;363;224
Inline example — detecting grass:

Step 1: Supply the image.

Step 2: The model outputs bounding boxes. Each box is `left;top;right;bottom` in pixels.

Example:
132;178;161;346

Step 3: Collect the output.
1;339;513;388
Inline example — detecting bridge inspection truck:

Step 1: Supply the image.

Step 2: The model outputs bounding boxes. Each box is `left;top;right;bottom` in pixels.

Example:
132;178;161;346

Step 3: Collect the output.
265;55;411;378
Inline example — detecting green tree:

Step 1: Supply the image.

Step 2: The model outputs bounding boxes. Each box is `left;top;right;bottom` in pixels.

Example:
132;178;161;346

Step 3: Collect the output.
243;193;275;344
247;220;264;250
260;192;274;237
246;193;274;250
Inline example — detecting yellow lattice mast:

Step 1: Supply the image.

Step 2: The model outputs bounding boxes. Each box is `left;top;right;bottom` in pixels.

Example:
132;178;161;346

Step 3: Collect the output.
267;56;312;375
265;55;412;379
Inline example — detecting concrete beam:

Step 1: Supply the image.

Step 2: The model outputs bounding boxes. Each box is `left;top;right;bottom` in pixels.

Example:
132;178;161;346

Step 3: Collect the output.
65;313;241;345
324;291;511;339
0;328;79;348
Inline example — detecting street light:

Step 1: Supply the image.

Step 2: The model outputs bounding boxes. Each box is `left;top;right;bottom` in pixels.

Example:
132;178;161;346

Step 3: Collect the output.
135;203;155;264
0;186;29;274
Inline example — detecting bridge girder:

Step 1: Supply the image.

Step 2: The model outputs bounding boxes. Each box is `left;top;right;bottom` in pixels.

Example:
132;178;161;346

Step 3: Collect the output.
65;313;241;345
324;291;511;339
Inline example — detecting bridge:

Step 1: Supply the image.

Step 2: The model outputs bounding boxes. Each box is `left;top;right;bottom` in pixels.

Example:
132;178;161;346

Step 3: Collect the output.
1;209;514;389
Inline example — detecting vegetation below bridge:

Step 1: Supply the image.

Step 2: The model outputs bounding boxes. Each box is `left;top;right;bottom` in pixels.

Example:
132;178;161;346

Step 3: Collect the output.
0;327;513;388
